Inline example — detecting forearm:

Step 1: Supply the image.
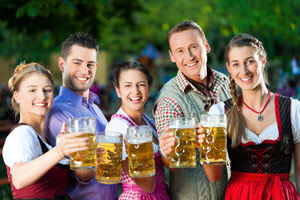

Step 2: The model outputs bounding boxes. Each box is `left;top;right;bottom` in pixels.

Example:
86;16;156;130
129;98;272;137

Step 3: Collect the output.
12;146;64;189
75;169;95;182
295;168;300;196
294;143;300;196
202;164;222;183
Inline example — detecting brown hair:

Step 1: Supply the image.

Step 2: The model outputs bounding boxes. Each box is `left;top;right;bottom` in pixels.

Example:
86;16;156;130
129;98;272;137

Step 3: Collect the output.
225;33;267;148
8;62;54;113
112;61;153;88
167;21;206;49
61;32;99;60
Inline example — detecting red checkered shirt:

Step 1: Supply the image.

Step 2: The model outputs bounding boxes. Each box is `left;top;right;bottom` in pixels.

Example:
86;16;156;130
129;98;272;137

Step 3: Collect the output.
154;67;229;135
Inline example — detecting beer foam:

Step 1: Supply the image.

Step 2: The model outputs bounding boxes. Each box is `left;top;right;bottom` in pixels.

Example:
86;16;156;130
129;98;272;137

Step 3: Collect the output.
99;135;122;143
169;125;194;129
202;122;226;127
128;136;152;144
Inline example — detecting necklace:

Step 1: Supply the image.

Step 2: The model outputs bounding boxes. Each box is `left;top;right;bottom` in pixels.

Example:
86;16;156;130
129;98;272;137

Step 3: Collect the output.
240;89;271;121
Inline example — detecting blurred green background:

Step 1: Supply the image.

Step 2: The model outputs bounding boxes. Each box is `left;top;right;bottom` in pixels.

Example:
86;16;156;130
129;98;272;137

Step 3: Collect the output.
0;0;299;199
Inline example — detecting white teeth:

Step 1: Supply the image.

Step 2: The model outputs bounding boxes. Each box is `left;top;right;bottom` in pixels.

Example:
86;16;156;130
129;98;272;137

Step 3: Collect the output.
186;62;197;67
77;77;88;81
241;77;251;81
35;103;46;106
130;97;141;101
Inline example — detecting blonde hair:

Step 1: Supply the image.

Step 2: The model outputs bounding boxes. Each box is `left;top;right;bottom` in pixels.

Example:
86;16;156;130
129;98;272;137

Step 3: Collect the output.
225;34;267;148
8;62;54;113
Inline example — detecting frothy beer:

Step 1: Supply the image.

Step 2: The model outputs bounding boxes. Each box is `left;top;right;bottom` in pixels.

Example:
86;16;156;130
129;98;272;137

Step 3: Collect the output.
68;117;97;170
69;133;97;170
200;114;227;165
127;126;155;178
169;118;196;168
96;134;122;184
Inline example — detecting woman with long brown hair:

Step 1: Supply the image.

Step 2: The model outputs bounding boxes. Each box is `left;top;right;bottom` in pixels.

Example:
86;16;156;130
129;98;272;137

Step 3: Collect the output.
198;33;300;199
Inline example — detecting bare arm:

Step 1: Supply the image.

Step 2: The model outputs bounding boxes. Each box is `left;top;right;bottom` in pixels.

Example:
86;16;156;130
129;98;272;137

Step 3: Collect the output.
196;123;222;183
12;123;89;189
294;142;300;196
75;169;95;182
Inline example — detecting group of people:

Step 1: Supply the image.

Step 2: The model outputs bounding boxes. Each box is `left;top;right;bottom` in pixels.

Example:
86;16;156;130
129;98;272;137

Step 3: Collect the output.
1;20;299;200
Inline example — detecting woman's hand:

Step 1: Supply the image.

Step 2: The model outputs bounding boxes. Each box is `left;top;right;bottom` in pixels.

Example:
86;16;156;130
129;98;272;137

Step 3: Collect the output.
158;127;175;157
96;146;105;166
56;122;89;157
196;123;205;147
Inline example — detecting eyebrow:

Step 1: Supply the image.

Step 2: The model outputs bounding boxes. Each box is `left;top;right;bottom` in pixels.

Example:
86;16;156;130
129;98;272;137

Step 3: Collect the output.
123;81;146;84
71;58;97;64
231;56;254;63
26;85;52;88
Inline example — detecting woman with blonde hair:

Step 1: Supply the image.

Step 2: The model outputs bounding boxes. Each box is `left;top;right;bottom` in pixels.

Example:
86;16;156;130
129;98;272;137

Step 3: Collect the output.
3;62;90;199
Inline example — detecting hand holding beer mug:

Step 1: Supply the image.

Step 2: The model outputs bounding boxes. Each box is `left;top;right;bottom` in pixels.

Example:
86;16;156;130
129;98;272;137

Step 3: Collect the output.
199;114;227;165
169;117;197;168
68;117;97;170
127;126;155;178
96;131;123;184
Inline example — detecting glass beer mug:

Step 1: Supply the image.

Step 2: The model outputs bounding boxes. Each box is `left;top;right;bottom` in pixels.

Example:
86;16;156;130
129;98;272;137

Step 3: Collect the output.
200;114;227;165
68;117;97;170
127;125;155;178
96;131;123;184
169;117;197;168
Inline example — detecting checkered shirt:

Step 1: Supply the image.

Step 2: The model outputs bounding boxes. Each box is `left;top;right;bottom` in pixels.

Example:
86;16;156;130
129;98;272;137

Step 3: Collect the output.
154;67;228;135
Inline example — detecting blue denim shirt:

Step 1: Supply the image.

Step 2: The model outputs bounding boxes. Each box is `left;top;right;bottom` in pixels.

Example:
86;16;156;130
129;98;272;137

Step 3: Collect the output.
45;86;119;200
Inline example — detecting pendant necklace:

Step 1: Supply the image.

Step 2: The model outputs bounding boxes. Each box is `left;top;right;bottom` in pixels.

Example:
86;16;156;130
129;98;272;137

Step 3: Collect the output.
240;89;271;121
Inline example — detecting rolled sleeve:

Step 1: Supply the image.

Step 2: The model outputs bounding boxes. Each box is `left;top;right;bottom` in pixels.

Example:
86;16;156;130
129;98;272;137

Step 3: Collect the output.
154;97;183;135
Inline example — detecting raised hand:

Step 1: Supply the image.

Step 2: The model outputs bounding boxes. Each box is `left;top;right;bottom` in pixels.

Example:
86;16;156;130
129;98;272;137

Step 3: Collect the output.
158;127;175;157
56;122;89;157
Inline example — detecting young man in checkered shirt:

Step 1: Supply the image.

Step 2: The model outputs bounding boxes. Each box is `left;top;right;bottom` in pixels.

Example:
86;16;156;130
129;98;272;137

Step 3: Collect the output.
153;21;231;200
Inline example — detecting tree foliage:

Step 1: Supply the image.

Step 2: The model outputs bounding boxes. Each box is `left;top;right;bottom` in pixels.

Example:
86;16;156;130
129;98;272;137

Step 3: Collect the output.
0;0;299;72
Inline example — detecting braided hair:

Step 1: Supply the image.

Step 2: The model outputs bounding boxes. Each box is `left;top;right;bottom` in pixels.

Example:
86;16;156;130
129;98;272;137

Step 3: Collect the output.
225;33;267;148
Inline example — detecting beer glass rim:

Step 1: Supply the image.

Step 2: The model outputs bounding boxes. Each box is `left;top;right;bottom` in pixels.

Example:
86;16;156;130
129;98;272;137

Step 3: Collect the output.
99;131;123;136
69;116;95;121
127;125;151;130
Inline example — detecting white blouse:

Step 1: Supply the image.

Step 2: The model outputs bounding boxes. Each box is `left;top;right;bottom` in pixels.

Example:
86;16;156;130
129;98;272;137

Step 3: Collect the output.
105;108;160;160
209;98;300;144
3;125;53;168
3;125;68;173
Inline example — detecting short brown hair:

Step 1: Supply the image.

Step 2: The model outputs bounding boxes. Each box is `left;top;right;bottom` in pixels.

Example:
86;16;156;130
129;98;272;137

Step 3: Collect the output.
167;21;206;49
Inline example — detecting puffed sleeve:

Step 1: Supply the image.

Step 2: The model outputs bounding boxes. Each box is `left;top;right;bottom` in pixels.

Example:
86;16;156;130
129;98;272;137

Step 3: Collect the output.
291;99;300;144
106;118;130;160
3;125;41;168
208;102;225;115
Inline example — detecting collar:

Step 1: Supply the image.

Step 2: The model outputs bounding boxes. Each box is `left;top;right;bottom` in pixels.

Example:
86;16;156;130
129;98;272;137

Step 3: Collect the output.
175;66;215;94
58;86;100;106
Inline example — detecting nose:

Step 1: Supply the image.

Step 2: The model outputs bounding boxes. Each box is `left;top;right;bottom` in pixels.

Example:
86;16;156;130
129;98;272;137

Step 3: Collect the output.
242;63;249;74
132;85;141;94
37;89;47;100
79;64;89;75
187;49;195;60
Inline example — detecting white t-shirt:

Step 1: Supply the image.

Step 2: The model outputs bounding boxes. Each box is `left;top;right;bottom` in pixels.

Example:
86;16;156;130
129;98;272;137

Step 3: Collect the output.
209;98;300;144
105;108;159;160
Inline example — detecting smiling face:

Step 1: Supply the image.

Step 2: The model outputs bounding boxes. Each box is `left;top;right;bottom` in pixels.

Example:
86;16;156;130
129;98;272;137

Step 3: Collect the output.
14;73;54;119
59;44;98;97
115;69;150;116
226;46;266;91
169;29;210;83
